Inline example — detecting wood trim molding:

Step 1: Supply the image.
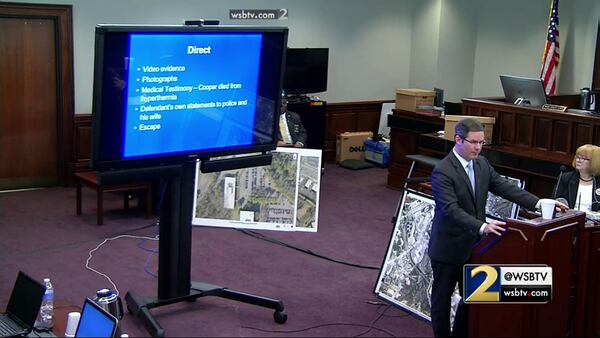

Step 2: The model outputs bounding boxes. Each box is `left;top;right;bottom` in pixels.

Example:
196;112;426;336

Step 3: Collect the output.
326;100;392;113
72;100;394;169
593;21;600;92
73;114;92;175
1;3;74;186
324;100;393;161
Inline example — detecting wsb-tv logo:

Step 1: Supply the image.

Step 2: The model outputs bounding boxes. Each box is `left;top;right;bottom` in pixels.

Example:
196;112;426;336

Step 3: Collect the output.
463;264;552;303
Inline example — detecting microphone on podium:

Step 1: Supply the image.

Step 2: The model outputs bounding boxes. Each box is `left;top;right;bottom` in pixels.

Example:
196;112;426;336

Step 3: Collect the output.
552;165;567;199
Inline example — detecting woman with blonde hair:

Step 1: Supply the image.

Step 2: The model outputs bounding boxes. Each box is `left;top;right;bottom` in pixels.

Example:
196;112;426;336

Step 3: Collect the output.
554;144;600;211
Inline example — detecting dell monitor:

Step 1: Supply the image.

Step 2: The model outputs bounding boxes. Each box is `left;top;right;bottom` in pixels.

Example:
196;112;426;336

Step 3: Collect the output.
91;25;288;171
500;75;548;107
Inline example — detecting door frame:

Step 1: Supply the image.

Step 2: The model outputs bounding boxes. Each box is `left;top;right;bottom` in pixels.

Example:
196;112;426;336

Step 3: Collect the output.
0;3;74;186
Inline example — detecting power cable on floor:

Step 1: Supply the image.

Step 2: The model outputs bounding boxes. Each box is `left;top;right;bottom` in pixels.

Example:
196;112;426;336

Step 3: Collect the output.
353;303;392;337
236;228;380;270
242;322;397;337
85;233;159;297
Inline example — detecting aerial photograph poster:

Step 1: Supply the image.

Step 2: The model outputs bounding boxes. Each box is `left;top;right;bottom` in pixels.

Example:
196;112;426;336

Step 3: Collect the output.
192;147;322;232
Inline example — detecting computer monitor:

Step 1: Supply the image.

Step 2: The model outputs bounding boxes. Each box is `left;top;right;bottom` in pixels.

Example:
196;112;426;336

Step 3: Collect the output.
283;48;329;95
500;75;548;107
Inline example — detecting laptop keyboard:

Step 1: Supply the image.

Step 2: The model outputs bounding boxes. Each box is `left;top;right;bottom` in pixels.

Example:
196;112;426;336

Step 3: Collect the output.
0;316;22;336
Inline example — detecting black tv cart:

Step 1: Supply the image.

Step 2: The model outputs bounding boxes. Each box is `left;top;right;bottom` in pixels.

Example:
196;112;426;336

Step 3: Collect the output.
122;162;287;337
287;99;327;150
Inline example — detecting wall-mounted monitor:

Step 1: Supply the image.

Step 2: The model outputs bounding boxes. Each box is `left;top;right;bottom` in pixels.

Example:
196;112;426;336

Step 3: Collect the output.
91;25;288;171
500;74;548;107
282;48;329;95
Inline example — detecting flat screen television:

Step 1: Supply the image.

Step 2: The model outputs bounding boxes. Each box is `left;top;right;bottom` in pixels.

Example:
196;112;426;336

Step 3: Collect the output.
283;48;328;95
91;25;288;171
500;74;548;107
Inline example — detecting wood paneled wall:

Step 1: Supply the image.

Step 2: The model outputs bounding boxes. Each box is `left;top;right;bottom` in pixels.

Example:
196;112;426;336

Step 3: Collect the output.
72;115;92;175
324;101;391;161
463;98;600;165
72;100;391;177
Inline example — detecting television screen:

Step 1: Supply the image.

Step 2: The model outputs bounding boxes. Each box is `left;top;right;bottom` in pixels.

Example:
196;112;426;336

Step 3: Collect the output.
283;48;328;95
91;25;288;170
500;75;548;107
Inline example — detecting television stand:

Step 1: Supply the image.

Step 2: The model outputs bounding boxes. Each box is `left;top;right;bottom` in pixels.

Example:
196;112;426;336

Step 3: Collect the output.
123;162;286;337
125;283;286;337
286;99;327;151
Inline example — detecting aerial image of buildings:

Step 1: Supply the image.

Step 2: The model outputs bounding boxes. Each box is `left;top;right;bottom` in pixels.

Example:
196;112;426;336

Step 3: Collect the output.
296;155;321;230
194;151;298;224
193;148;322;231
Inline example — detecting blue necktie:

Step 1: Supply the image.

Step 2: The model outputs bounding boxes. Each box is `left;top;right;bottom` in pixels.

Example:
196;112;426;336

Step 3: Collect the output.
467;162;475;195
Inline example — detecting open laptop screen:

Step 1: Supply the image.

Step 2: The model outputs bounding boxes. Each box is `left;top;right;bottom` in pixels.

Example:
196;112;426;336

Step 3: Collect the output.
74;299;117;338
6;271;45;331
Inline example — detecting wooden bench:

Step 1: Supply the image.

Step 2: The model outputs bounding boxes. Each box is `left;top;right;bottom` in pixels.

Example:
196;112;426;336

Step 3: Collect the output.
74;171;152;225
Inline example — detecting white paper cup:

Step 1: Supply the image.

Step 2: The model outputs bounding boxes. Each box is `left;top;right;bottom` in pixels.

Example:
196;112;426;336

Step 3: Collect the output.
540;199;556;220
64;311;81;337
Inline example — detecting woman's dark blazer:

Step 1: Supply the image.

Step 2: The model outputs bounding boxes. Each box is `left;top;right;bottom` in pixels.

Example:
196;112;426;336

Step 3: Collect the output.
554;171;600;211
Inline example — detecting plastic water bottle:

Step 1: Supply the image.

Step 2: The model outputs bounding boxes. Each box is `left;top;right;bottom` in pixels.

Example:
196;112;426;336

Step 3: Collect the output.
35;278;54;330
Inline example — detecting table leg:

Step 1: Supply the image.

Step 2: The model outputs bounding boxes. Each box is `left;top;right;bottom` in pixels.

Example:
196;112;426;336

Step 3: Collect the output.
124;192;130;210
76;183;82;215
97;189;104;225
144;187;152;219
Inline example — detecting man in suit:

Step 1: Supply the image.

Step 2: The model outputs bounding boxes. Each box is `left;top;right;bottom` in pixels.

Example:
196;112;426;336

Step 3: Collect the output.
427;118;566;337
277;97;307;148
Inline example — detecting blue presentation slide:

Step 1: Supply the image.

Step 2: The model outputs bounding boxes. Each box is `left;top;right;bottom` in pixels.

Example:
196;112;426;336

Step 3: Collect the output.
75;303;116;337
122;33;262;158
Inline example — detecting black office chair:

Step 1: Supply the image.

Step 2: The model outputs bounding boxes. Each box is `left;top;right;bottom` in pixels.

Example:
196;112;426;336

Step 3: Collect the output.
403;154;440;189
444;101;463;115
391;154;441;224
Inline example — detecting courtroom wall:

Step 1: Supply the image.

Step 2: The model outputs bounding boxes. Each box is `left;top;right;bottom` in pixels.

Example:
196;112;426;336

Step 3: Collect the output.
6;0;413;113
6;0;599;112
470;0;599;98
408;0;598;101
408;0;441;91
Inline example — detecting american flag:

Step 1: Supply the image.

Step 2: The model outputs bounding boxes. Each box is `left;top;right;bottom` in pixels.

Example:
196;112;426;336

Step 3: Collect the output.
541;0;560;96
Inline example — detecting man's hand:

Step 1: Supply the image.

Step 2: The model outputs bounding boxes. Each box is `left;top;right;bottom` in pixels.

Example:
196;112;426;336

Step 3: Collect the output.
555;200;569;212
483;220;506;236
294;141;304;148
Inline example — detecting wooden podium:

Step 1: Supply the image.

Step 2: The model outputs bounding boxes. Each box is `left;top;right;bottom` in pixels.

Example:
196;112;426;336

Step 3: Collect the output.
573;221;600;337
468;211;586;337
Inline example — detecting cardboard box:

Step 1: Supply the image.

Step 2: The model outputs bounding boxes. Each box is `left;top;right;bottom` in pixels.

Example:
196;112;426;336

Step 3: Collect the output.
336;131;373;163
444;115;496;145
395;88;435;112
364;139;390;167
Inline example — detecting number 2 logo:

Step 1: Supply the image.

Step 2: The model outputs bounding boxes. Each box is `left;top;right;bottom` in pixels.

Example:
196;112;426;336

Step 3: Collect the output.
466;265;500;302
278;9;288;19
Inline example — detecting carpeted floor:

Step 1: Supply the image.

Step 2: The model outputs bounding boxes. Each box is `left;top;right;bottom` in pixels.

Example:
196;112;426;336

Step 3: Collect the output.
0;163;433;337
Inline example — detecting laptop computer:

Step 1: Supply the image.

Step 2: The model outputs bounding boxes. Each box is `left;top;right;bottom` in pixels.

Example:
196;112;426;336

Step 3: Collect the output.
0;271;46;338
74;299;118;338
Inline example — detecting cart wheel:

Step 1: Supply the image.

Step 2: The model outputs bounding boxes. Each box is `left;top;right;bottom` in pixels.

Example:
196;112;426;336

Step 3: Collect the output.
274;310;288;324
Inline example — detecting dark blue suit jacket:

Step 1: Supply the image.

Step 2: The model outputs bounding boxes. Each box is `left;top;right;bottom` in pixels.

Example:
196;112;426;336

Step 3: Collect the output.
428;151;539;264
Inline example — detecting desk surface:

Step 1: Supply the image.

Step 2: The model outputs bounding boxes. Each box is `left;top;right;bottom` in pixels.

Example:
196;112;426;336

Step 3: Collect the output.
27;300;80;337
